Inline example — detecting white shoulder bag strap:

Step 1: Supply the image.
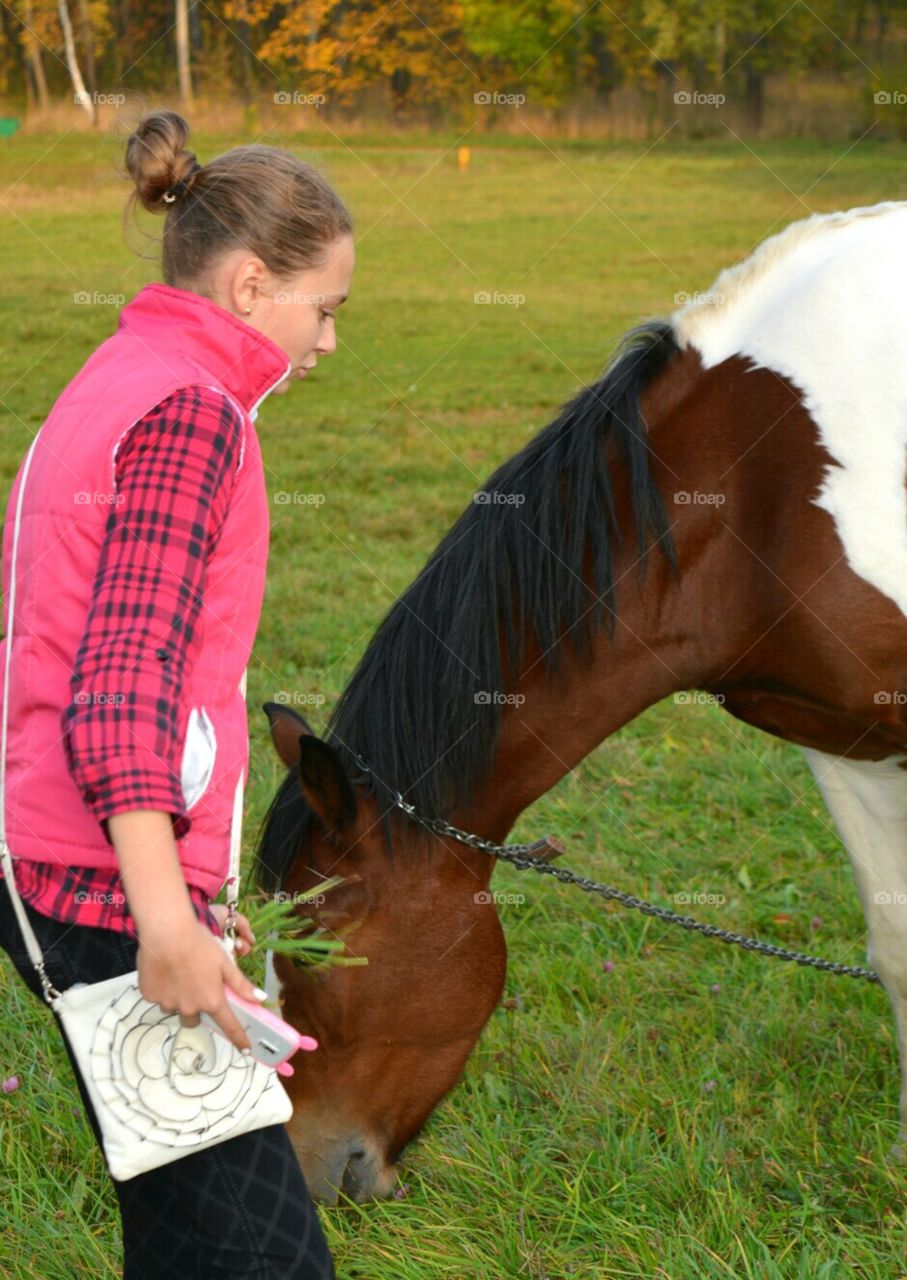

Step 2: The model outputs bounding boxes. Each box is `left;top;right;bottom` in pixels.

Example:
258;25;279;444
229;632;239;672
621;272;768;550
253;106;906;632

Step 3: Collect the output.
0;429;245;1002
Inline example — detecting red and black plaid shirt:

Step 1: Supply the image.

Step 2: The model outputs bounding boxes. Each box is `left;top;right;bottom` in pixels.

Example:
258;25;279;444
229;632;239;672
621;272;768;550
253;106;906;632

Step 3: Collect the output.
0;386;246;937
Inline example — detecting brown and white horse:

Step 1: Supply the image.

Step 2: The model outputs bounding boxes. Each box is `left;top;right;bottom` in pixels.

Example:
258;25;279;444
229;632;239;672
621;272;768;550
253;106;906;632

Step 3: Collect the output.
256;200;907;1204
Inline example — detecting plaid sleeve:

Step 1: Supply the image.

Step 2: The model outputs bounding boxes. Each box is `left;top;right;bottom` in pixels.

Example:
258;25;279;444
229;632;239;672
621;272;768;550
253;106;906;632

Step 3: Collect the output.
60;386;244;844
3;859;222;937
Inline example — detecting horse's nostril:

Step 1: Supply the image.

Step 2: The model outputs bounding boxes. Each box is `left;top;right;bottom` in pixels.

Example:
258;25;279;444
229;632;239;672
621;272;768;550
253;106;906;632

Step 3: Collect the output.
341;1148;372;1199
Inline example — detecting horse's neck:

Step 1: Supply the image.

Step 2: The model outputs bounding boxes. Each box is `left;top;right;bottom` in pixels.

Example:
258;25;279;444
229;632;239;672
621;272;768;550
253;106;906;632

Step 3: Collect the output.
456;593;698;841
456;350;740;842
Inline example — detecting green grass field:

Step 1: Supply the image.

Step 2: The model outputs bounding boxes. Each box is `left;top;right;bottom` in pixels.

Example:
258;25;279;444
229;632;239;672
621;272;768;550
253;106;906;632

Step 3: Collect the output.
1;128;907;1279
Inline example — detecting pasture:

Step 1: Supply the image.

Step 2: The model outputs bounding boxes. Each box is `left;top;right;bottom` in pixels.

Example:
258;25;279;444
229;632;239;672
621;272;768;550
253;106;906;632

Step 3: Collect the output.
0;129;906;1278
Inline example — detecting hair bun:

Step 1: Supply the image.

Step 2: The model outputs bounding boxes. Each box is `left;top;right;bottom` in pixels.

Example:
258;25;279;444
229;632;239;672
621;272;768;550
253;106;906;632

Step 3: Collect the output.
122;116;353;288
125;109;201;214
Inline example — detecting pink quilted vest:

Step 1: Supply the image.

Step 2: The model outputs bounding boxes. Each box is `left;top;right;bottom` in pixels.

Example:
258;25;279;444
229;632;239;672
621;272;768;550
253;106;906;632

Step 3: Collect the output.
0;283;290;899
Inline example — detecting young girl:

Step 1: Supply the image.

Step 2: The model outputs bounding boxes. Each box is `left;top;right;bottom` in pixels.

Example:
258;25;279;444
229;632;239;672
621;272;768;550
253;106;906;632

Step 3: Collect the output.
0;108;353;1278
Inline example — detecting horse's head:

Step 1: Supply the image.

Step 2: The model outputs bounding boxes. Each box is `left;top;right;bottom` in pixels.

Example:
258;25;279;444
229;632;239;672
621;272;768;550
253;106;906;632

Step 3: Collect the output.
257;702;509;1204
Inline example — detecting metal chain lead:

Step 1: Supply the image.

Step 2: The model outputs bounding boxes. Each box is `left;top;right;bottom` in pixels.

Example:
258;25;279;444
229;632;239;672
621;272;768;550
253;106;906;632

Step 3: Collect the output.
354;757;880;985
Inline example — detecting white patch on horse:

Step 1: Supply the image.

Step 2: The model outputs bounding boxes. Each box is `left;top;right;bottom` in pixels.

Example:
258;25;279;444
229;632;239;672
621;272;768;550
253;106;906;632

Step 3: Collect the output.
264;947;284;1004
672;200;907;620
800;746;907;1147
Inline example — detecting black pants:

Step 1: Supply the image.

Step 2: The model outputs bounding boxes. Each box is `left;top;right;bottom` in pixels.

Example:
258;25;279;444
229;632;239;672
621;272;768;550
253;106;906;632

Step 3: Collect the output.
0;886;337;1279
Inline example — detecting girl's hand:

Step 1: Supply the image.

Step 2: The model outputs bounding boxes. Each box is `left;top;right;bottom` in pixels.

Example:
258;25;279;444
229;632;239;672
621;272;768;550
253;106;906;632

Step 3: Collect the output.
209;903;256;957
137;916;258;1051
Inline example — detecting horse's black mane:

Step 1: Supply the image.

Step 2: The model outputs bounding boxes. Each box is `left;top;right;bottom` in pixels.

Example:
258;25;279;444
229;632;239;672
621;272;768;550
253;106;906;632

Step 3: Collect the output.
254;320;679;891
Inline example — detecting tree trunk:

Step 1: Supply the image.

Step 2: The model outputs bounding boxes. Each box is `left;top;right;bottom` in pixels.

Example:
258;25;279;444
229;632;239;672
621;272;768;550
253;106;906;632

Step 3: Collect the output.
23;0;50;113
75;0;97;98
744;63;763;134
715;16;726;78
176;0;193;105
58;0;95;122
189;0;201;51
115;0;130;80
0;2;9;96
877;0;888;62
238;16;252;101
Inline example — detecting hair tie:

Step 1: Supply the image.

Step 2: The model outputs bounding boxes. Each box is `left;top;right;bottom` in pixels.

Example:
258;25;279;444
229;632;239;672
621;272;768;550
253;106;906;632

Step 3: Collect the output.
162;161;202;205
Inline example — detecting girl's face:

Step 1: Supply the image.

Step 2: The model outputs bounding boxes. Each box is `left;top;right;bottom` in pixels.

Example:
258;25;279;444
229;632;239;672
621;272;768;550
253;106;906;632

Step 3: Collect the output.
216;233;355;391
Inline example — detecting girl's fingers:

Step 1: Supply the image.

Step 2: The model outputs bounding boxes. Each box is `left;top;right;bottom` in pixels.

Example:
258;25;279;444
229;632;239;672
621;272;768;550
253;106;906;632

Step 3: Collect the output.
235;915;256;947
210;905;255;946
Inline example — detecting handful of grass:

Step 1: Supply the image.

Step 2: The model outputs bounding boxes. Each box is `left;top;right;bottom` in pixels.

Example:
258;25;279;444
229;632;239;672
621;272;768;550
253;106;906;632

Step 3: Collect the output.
243;876;368;971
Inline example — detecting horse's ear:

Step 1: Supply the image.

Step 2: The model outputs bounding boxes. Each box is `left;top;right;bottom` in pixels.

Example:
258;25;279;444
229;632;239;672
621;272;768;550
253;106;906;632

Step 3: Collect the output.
297;737;358;832
262;701;317;768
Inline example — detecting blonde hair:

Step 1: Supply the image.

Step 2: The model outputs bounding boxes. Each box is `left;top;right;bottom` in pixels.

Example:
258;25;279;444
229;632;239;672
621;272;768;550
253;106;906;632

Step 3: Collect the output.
124;109;353;287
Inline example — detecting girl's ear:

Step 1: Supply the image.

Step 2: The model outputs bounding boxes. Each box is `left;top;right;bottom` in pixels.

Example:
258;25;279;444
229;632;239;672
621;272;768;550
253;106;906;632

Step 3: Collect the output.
297;737;358;831
262;701;317;767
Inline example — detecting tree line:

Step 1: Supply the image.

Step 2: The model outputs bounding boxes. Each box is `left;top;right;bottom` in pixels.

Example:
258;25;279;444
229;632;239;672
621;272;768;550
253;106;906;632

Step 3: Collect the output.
0;0;901;129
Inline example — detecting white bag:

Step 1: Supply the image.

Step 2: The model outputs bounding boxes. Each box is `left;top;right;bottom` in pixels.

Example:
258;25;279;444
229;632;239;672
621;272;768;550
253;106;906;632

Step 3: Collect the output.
0;430;292;1182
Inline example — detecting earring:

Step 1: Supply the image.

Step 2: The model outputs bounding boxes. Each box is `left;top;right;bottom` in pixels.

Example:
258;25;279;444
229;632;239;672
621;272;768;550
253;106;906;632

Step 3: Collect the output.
245;306;252;314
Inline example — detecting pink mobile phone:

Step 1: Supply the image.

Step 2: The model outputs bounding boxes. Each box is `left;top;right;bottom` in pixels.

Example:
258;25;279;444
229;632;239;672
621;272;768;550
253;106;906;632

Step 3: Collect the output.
200;990;318;1077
